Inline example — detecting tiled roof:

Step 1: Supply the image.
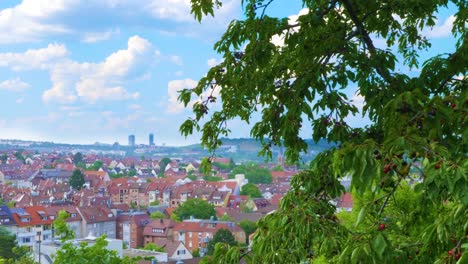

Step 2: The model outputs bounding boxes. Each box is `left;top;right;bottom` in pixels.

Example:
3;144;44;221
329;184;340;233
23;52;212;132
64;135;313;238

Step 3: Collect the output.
11;206;53;227
77;206;115;223
173;220;242;234
143;219;176;237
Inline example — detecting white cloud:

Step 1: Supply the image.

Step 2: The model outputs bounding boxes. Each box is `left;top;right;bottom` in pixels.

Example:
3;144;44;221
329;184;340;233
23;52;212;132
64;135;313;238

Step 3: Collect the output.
0;43;68;71
81;28;120;43
166;78;222;114
145;0;194;22
349;92;365;111
424;15;456;38
0;78;31;92
0;0;240;43
128;104;142;110
167;78;198;113
207;58;220;67
0;0;72;44
169;55;183;66
271;8;309;47
0;35;154;103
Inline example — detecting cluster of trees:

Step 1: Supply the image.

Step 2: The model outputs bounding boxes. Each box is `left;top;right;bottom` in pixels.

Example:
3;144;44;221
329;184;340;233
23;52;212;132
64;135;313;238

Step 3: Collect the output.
0;228;34;264
240;183;262;198
173;198;217;221
179;0;467;263
229;162;272;184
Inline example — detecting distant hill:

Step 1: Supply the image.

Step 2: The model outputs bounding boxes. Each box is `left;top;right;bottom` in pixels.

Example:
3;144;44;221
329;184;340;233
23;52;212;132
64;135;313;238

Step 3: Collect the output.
0;137;333;163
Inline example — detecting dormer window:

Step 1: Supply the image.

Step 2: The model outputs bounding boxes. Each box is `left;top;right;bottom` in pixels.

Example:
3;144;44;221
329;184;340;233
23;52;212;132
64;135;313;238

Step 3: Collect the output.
152;228;163;233
90;215;94;220
71;213;76;218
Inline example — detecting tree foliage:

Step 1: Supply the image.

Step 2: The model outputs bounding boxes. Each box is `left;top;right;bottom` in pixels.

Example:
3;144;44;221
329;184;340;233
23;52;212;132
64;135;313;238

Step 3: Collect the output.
69;169;85;190
181;0;468;263
88;160;103;171
72;152;83;165
0;227;30;262
53;210;75;242
206;228;237;255
150;211;166;219
229;163;272;183
174;198;217;220
142;243;165;253
53;236;134;264
158;157;171;174
239;220;257;243
240;183;263;198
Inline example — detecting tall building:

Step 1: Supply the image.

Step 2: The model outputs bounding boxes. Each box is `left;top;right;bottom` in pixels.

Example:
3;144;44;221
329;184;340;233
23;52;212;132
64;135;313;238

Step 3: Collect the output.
149;133;154;146
128;135;135;146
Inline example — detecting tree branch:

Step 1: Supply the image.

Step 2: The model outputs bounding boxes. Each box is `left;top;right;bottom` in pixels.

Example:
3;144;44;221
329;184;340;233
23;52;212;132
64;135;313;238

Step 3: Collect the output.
340;0;394;84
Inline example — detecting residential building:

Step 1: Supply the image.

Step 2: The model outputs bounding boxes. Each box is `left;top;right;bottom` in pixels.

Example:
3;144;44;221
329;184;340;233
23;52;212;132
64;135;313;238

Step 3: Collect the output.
173;220;245;252
143;219;177;246
116;212;150;249
77;206;116;238
9;206;54;249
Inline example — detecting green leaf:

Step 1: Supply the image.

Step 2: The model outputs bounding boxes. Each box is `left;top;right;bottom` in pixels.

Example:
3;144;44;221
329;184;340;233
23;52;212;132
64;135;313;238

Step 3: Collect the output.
356;206;367;227
372;233;387;259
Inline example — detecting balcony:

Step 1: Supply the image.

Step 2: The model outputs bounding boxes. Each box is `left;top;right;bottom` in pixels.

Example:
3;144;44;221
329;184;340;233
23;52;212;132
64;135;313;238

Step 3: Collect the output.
17;232;35;238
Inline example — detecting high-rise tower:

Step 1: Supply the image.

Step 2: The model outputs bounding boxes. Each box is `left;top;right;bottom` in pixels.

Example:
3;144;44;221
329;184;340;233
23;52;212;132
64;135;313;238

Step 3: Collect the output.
128;135;135;146
149;133;154;146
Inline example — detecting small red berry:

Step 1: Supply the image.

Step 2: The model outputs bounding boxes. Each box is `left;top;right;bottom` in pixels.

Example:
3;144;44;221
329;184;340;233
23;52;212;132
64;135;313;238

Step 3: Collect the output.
448;250;454;256
451;103;457;109
379;223;386;231
455;253;462;260
435;163;441;170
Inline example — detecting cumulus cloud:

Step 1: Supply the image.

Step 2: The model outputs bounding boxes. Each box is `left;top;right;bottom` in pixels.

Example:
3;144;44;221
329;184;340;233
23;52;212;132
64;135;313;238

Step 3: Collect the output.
207;58;220;67
166;78;223;114
0;0;71;44
271;8;309;47
0;43;68;71
0;78;31;92
167;78;198;113
169;55;183;66
0;35;155;103
0;0;240;43
424;15;456;38
81;28;120;43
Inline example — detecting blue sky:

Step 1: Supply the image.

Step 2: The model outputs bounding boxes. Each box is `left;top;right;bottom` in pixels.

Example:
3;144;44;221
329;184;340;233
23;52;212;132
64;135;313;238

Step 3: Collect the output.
0;1;459;146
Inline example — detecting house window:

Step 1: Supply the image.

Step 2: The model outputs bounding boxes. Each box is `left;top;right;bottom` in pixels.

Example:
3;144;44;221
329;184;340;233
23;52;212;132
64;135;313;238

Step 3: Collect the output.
152;228;163;233
189;241;192;247
71;213;76;218
177;249;186;255
21;237;31;243
189;232;192;238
